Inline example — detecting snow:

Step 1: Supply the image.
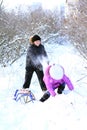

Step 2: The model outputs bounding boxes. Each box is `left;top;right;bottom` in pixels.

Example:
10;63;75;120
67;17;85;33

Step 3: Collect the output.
0;41;87;130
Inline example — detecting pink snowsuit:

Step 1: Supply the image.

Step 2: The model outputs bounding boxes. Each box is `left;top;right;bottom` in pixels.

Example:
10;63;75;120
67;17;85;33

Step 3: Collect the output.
43;65;74;96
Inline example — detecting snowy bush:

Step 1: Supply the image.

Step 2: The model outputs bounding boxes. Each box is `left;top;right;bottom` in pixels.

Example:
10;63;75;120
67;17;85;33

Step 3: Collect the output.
63;0;87;60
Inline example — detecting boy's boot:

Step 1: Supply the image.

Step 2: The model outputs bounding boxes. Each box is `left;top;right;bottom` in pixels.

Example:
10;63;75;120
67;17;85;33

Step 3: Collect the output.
40;92;50;102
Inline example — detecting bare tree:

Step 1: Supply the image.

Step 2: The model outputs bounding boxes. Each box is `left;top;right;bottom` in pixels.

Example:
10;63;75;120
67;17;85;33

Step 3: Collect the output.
0;0;3;7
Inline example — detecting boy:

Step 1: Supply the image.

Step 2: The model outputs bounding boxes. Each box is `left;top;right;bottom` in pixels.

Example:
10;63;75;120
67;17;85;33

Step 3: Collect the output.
23;35;49;91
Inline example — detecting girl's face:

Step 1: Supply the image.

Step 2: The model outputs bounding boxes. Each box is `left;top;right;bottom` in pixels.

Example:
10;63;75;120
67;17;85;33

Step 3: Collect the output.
33;40;41;46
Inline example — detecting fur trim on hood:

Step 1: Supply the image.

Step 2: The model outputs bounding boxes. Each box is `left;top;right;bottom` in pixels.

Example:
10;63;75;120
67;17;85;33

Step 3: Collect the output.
29;35;41;44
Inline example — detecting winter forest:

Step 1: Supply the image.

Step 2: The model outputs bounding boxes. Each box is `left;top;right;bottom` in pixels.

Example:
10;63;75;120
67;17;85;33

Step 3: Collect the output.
0;0;87;130
0;0;87;66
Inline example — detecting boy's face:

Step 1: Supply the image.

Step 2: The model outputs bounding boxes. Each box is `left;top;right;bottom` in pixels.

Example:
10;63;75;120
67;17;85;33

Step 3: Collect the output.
33;40;41;46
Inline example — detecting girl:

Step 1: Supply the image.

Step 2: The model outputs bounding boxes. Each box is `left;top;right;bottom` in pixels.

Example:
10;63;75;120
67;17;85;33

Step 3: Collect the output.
40;64;74;102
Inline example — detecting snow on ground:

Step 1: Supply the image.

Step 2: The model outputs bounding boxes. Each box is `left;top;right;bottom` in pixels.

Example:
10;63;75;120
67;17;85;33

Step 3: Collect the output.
0;41;87;130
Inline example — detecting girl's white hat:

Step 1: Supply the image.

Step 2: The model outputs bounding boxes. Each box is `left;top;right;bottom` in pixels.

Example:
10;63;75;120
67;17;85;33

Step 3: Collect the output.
49;64;64;80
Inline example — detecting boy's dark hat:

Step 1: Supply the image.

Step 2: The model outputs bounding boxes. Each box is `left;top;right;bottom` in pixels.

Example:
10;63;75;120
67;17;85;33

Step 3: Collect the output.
29;35;41;44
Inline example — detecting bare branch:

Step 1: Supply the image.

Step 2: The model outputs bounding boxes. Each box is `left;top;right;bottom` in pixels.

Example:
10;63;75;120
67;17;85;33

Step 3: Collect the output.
0;0;3;7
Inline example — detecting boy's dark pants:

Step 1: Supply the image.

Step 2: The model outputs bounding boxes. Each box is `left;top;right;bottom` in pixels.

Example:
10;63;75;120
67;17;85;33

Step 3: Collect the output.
40;83;65;102
23;66;47;91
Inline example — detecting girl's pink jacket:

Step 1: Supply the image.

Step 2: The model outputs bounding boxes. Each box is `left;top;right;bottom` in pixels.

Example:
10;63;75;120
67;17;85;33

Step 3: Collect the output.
43;65;74;96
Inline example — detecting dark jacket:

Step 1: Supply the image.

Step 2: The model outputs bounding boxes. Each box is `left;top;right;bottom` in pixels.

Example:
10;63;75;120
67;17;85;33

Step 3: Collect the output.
26;44;48;70
23;43;49;90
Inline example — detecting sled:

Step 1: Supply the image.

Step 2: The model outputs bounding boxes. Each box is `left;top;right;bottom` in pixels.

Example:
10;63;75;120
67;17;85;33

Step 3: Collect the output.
13;89;36;103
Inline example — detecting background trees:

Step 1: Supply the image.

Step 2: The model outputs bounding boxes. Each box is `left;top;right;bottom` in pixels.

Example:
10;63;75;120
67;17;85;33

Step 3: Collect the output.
0;0;87;66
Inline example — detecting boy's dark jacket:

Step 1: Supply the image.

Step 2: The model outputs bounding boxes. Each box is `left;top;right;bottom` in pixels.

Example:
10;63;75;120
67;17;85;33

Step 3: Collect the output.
26;44;48;70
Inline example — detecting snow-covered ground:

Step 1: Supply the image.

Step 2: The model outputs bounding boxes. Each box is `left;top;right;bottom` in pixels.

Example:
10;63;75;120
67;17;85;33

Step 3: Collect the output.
0;41;87;130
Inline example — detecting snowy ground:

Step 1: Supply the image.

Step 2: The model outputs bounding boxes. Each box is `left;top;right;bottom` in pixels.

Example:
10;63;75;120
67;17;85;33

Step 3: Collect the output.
0;41;87;130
